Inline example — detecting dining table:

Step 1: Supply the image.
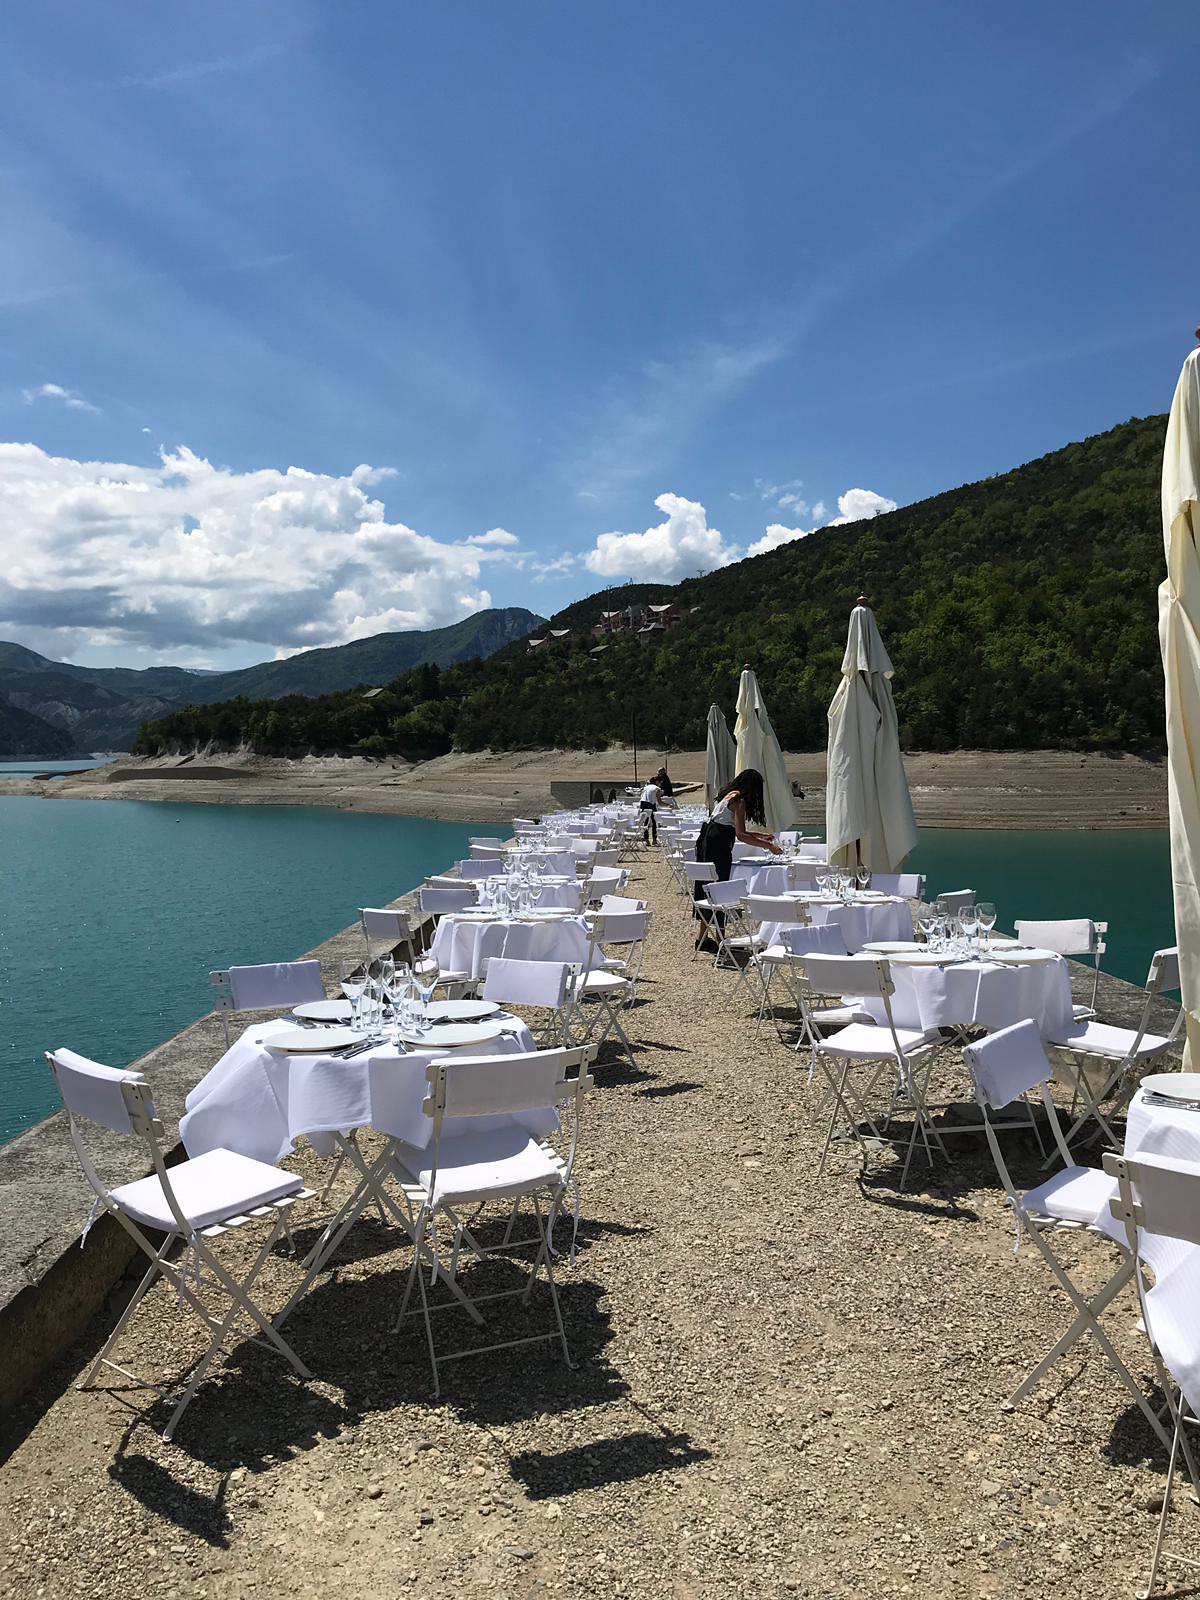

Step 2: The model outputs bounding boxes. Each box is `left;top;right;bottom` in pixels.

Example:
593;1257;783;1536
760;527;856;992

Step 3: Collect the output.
856;942;1075;1036
431;910;591;981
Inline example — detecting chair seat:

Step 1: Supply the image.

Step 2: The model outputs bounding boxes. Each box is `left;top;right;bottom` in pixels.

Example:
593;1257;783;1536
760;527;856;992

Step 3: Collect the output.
819;1022;938;1060
580;970;631;995
810;1004;875;1028
1022;1165;1115;1226
392;1125;564;1206
1051;1020;1174;1060
112;1148;303;1234
1071;1003;1095;1021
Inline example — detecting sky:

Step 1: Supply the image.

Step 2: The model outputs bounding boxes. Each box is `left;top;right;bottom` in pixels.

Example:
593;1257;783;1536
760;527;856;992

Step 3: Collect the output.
1;1;1197;670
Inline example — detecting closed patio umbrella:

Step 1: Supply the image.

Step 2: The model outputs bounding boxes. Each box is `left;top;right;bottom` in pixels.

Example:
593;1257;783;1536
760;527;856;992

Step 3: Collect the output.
734;667;798;832
705;703;736;808
826;601;917;872
1161;343;1200;1065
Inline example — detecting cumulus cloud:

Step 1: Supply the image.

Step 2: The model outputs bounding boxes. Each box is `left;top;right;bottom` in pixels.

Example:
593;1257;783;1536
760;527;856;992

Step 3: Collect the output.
465;527;519;548
22;382;99;415
531;554;578;583
0;442;512;657
745;486;897;559
583;493;738;582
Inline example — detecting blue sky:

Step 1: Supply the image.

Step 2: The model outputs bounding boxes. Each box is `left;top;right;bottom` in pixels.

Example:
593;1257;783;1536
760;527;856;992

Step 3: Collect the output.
1;1;1196;669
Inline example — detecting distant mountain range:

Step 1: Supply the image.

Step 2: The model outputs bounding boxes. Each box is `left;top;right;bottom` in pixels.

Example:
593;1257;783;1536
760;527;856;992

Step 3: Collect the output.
0;607;545;753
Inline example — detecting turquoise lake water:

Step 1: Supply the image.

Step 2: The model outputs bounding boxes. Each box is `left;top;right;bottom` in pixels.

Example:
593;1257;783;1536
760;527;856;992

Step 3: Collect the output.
0;800;1177;1147
1;798;483;1145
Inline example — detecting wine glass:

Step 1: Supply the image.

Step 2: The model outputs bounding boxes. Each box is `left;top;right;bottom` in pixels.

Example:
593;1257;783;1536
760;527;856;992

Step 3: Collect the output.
415;966;438;1032
960;903;980;956
340;959;367;1030
915;907;934;945
856;864;871;894
976;901;997;953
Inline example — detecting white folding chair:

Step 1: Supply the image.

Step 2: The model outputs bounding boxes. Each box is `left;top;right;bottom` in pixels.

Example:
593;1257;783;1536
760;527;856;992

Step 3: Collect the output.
583;867;628;902
589;847;619;868
775;924;872;1060
481;957;573;1045
740;894;809;1012
683;860;717;906
962;1022;1169;1448
799;953;943;1187
935;889;976;912
567;911;648;1067
390;1047;595;1394
692;878;748;965
46;1048;313;1442
1014;917;1109;1021
458;858;504;879
1046;948;1185;1157
209;959;326;1048
419;884;475;919
469;836;506;852
871;872;927;899
359;907;418;966
1106;1150;1200;1596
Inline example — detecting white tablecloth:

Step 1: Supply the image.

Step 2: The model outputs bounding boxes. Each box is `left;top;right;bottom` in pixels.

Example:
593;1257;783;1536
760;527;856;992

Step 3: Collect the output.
431;914;590;980
860;953;1074;1035
757;898;913;955
180;1015;540;1164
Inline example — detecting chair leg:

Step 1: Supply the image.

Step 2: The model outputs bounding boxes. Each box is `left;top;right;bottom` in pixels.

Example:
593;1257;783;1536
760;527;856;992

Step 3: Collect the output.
1141;1403;1182;1599
79;1240;173;1390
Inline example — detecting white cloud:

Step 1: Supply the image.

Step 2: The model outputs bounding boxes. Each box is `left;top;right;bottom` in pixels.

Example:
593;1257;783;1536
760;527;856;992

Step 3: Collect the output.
531;554;578;582
829;487;897;524
22;382;99;415
464;527;519;548
0;443;500;656
583;493;739;582
746;486;897;559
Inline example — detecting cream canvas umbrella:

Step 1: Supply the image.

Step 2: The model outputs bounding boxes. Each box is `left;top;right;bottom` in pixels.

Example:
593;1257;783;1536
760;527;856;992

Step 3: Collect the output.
734;667;798;832
705;703;736;808
1161;344;1200;1065
825;601;918;871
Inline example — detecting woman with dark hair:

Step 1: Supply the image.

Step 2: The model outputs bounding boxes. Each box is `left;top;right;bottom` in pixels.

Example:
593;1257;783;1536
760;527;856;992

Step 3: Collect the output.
696;768;781;887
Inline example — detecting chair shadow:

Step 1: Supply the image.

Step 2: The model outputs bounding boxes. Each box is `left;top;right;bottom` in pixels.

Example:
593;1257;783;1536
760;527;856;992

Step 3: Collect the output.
637;1079;704;1099
109;1424;234;1547
509;1427;711;1498
1106;1389;1175;1472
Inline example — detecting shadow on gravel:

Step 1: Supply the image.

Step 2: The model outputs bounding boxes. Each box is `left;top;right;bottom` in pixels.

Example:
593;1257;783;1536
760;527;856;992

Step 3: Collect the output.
637;1079;704;1099
1106;1389;1175;1473
509;1426;711;1498
109;1428;233;1546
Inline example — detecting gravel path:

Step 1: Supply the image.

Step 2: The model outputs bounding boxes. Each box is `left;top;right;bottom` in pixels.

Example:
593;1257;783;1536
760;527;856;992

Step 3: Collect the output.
0;854;1180;1598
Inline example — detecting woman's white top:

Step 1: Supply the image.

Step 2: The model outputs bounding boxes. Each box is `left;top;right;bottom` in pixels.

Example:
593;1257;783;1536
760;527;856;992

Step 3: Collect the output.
710;795;736;828
640;783;660;805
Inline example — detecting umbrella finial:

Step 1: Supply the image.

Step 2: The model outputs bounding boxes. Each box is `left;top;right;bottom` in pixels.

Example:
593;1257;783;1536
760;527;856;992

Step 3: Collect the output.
1195;325;1200;343
856;594;869;609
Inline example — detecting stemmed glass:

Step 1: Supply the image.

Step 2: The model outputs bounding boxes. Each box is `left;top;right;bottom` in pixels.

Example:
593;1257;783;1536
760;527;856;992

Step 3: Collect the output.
915;906;935;945
960;903;980;957
856;864;871;894
340;959;367;1031
976;901;997;953
415;967;438;1033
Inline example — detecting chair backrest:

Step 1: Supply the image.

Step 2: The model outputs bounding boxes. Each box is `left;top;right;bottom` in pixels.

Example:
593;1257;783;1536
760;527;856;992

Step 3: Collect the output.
936;889;976;911
218;959;325;1013
1148;946;1181;994
46;1048;149;1135
426;874;469;889
598;894;647;914
703;880;746;909
481;957;571;1010
873;872;926;899
779;923;849;958
746;894;806;925
470;842;505;860
458;857;503;878
798;843;828;861
541;851;579;878
419;885;474;916
511;818;538;830
360;907;413;942
592;909;649;946
590;848;619;868
799;952;892;1000
1106;1150;1200;1251
1013;918;1099;957
585;867;627;894
963;1019;1052;1109
537;881;584;910
432;1047;577;1118
469;836;505;850
684;861;717;884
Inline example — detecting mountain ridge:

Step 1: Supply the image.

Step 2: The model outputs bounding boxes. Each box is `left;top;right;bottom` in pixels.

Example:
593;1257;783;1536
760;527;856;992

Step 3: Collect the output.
0;607;545;751
134;411;1170;758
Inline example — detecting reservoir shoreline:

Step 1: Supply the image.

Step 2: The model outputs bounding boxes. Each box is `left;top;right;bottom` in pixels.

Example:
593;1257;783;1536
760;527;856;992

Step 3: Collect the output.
0;745;1168;829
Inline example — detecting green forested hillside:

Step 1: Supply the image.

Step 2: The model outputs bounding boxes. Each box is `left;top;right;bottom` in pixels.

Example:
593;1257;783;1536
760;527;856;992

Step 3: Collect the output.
136;413;1169;757
0;697;78;757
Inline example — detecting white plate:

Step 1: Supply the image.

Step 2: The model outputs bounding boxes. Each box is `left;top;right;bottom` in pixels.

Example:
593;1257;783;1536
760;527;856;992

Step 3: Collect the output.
426;999;500;1021
521;907;576;918
1141;1072;1200;1102
987;946;1060;964
292;999;353;1023
396;1020;507;1048
264;1025;362;1053
862;941;925;955
449;908;496;919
